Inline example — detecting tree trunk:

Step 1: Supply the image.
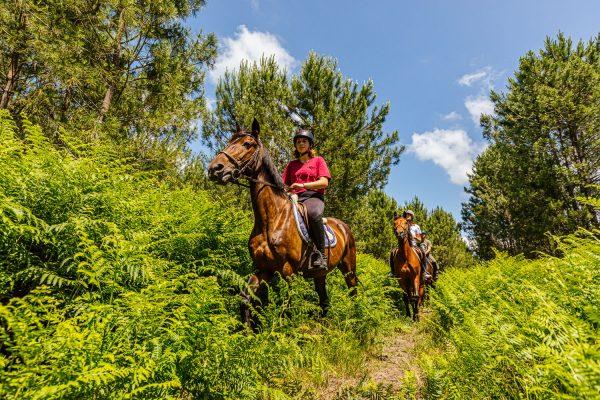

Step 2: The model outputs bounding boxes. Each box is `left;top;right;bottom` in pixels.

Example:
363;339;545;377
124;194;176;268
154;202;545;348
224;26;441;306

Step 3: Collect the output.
0;52;20;109
98;8;126;123
0;13;26;109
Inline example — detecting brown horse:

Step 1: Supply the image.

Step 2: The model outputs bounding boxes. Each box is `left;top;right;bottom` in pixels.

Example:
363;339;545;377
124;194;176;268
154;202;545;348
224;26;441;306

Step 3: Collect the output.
390;214;432;320
207;119;358;329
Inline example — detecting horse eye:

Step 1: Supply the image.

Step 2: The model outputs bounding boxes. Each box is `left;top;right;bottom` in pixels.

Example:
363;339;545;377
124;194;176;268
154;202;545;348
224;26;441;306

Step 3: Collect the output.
242;141;252;148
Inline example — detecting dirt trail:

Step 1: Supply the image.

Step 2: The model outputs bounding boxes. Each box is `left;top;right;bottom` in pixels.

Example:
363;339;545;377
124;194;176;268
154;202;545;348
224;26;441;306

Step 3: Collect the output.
318;324;425;399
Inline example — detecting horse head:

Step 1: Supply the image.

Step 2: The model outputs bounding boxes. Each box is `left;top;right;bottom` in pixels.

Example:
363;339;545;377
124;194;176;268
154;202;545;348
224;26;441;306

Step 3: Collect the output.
208;118;263;185
393;213;410;241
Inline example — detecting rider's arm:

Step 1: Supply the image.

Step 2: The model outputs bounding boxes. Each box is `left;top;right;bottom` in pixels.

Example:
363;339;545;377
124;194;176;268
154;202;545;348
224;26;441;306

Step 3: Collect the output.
413;225;422;242
298;176;329;190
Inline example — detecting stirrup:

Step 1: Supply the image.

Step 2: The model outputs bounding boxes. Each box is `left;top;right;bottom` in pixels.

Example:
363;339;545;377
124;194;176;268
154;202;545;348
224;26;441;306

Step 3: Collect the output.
421;272;432;282
309;250;327;270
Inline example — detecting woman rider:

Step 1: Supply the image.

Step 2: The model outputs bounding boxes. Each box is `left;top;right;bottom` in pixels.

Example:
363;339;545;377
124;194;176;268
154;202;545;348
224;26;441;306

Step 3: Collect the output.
282;129;331;269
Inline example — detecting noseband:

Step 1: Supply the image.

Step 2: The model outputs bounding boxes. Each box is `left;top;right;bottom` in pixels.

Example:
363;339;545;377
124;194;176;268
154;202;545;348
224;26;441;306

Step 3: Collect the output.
395;228;407;240
219;134;286;190
218;147;261;180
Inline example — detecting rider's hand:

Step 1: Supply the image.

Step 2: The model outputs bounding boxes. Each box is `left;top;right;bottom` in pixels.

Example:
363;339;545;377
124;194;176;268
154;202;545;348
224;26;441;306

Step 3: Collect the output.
290;183;305;190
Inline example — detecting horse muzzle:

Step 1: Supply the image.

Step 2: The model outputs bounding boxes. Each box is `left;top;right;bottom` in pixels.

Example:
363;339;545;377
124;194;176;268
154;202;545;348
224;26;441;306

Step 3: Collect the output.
207;161;234;184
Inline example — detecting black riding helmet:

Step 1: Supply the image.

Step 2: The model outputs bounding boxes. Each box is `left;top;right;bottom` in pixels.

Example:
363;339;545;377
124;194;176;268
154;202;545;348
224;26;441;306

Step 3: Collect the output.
294;129;314;146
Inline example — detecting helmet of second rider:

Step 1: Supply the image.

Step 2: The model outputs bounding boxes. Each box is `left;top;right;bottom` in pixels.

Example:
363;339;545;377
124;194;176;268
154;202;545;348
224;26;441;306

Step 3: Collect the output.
403;210;415;219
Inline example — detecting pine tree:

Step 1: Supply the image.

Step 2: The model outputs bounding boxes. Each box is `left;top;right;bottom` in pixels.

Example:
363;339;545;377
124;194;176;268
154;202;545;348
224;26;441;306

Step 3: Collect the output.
463;33;600;259
1;0;217;166
352;190;398;259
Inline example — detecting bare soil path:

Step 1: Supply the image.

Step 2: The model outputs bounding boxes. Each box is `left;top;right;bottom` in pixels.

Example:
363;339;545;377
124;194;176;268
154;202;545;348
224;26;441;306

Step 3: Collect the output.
318;323;425;399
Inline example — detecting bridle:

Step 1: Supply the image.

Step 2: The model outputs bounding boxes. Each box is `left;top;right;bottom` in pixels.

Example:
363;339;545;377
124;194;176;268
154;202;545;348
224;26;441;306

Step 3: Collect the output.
394;219;411;244
218;134;287;191
395;225;407;240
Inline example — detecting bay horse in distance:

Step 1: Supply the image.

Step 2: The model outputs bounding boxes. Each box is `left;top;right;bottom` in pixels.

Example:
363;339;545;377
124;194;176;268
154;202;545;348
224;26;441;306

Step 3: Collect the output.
389;214;432;320
207;119;358;329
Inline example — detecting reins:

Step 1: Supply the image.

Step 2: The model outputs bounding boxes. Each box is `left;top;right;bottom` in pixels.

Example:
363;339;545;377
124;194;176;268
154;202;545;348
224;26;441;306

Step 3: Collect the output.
230;174;287;190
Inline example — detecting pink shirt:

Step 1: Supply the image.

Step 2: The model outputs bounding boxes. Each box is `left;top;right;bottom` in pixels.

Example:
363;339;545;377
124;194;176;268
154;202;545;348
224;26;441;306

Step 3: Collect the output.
282;156;331;194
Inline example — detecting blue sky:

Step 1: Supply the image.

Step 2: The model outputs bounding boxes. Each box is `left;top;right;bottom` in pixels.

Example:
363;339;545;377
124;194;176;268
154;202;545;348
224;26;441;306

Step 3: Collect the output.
189;0;600;221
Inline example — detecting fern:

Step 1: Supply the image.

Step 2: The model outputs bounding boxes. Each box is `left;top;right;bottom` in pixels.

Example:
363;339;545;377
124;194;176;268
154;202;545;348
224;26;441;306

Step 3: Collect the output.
1;114;409;399
422;229;600;399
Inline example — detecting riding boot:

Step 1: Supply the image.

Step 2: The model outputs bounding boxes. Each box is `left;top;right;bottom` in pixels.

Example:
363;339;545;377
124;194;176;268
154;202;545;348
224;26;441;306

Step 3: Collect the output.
308;215;327;269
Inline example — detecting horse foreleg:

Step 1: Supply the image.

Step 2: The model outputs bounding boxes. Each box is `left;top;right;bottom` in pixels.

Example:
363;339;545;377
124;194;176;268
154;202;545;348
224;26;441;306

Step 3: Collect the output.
403;292;411;319
240;270;272;331
314;276;330;317
411;276;421;321
412;298;419;321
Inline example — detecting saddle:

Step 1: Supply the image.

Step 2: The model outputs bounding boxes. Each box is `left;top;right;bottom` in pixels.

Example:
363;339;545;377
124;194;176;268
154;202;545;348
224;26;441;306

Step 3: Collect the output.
290;195;337;248
414;246;426;260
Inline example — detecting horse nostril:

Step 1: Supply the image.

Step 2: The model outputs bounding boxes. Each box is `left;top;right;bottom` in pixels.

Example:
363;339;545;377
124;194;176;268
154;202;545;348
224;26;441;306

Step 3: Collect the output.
211;163;224;173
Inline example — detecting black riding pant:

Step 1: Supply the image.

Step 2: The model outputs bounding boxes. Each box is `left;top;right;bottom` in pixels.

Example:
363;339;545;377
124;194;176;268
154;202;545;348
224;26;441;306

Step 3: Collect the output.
299;194;325;255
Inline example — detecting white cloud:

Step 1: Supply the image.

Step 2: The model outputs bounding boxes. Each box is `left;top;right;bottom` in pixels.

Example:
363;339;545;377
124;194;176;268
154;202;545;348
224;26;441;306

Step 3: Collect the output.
458;66;498;89
442;111;462;121
457;66;501;125
464;95;494;125
209;25;296;84
458;70;488;87
409;129;486;185
249;0;260;10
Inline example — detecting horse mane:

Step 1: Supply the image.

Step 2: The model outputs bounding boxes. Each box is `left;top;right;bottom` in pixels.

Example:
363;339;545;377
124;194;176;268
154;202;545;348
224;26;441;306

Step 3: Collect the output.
233;130;287;195
260;147;287;195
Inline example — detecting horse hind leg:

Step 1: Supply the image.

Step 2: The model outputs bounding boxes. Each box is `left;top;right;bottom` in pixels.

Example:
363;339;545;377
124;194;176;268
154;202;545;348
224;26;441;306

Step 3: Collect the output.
314;276;330;317
432;261;439;284
337;229;358;296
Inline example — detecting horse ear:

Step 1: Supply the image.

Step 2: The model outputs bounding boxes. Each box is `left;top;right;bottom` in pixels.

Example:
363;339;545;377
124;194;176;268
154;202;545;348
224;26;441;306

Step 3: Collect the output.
251;118;260;137
393;212;399;220
235;122;242;133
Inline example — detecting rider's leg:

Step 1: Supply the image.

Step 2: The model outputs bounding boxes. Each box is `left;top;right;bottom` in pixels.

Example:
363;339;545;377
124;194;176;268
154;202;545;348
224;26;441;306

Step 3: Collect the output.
304;197;326;268
419;249;431;282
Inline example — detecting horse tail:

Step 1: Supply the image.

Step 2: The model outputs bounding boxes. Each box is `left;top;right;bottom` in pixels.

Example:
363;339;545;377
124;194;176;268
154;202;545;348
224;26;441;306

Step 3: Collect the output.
334;219;358;294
